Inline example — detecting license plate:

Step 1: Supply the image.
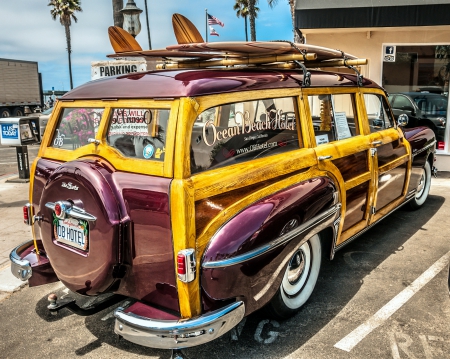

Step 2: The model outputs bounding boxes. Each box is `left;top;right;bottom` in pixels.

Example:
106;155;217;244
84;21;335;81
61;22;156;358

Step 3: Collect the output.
53;215;89;251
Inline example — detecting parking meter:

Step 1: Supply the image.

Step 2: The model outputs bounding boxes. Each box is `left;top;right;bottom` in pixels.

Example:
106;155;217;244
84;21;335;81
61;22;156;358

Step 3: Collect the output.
0;117;39;180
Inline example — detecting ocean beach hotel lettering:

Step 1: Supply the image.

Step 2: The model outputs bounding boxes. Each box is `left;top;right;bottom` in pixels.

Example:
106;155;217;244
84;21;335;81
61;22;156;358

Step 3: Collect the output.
202;109;296;147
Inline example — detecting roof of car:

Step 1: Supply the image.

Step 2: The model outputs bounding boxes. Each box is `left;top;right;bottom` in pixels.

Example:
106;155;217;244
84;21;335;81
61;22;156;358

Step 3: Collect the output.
62;68;381;101
394;92;445;97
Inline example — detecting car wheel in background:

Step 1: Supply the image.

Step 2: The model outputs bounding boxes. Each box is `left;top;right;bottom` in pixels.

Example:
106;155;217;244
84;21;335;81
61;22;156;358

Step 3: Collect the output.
265;233;322;320
409;161;432;210
12;107;24;117
0;108;11;117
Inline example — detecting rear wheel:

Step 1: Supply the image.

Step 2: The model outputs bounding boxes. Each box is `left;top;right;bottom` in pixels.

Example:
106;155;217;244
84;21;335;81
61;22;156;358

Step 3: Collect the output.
265;233;322;320
409;161;431;210
0;108;11;117
12;107;24;117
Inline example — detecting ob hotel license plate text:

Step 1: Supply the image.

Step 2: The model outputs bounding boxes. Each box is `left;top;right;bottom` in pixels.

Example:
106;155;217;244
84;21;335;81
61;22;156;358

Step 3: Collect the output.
54;217;88;250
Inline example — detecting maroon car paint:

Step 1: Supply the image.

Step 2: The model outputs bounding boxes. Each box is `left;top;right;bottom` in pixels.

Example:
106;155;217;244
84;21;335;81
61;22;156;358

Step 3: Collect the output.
201;177;336;314
61;69;379;101
33;158;178;311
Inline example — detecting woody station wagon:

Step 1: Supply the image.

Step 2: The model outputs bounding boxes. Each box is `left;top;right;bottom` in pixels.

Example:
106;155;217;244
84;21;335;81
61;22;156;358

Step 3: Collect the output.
10;23;437;358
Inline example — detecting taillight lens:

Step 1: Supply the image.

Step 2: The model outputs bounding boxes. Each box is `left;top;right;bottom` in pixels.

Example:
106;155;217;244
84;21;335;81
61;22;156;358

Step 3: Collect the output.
177;253;186;275
438;141;445;150
177;249;196;283
23;204;32;225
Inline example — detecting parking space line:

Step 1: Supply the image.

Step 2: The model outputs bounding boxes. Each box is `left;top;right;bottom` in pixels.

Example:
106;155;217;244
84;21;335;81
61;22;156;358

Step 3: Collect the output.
334;250;450;352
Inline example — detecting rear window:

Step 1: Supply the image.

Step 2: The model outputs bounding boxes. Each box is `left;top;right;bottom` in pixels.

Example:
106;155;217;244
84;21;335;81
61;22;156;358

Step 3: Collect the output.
107;108;169;161
51;108;104;149
190;97;301;174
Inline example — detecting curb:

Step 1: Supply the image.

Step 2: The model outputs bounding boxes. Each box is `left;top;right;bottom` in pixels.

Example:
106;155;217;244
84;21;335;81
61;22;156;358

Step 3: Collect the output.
0;265;27;293
0;173;19;184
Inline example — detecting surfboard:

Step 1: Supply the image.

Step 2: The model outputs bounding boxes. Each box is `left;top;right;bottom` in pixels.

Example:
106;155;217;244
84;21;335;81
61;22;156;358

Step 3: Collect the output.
166;42;357;61
108;26;142;53
172;13;204;44
107;14;363;70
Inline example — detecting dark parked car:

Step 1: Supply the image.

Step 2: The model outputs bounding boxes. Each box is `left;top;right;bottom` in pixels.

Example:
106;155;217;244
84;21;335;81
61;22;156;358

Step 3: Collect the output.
388;92;447;148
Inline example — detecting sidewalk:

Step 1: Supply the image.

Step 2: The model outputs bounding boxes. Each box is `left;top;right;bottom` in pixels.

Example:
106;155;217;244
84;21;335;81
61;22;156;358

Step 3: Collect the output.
0;173;32;298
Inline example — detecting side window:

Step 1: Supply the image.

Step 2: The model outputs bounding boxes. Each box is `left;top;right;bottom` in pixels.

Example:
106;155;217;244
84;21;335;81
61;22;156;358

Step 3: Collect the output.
107;108;169;161
51;108;104;150
191;97;301;174
364;94;394;133
309;93;359;145
391;95;413;110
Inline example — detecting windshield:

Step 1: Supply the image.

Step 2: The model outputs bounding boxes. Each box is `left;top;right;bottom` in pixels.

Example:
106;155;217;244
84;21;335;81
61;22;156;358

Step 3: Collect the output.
412;95;447;116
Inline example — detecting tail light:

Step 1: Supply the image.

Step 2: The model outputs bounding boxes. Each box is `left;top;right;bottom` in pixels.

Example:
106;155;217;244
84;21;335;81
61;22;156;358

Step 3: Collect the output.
438;141;445;150
23;203;32;226
177;249;196;283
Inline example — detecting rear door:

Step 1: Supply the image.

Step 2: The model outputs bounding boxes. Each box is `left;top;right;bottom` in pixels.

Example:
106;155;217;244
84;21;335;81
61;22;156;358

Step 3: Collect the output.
304;89;375;246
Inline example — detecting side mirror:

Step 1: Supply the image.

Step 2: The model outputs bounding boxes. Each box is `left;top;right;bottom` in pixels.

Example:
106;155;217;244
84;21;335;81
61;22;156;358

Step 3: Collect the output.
397;113;409;127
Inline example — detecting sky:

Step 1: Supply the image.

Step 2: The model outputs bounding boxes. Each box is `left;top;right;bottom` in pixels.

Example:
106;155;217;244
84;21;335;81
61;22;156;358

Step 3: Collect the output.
0;1;293;92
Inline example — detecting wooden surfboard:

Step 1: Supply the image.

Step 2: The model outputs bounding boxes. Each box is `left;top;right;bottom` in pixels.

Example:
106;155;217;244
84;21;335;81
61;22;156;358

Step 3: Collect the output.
172;13;204;44
108;26;142;53
166;42;357;61
107;14;363;69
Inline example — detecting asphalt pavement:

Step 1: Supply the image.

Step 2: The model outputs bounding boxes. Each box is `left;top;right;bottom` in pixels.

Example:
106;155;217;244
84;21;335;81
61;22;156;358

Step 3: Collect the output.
0;152;449;358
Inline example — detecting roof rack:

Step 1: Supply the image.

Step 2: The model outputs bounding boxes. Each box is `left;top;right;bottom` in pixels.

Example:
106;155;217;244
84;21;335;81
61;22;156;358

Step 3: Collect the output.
107;16;368;87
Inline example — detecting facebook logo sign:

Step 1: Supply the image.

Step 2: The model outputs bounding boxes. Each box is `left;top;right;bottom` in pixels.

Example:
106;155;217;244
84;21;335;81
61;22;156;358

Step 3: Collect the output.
383;45;396;62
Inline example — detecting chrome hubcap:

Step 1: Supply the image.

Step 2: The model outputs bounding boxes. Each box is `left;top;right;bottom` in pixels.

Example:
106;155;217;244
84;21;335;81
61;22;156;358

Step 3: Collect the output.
416;170;425;198
287;249;306;284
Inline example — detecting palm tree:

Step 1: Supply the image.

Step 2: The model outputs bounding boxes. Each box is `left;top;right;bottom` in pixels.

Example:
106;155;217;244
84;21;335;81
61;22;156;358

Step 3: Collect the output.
248;0;257;41
48;0;82;90
112;0;123;28
234;0;259;41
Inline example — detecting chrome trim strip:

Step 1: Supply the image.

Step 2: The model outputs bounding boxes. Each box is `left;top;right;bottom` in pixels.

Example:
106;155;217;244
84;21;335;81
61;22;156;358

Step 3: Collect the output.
114;301;245;349
203;203;342;269
9;240;35;281
412;140;436;157
45;202;97;222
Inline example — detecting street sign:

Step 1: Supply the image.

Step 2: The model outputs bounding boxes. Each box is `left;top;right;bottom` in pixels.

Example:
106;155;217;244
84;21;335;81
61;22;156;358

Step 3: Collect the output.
91;60;147;80
383;45;396;62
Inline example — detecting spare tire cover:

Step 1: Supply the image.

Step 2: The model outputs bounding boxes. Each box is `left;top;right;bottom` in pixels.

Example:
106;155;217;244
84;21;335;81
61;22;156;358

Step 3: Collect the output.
39;159;121;295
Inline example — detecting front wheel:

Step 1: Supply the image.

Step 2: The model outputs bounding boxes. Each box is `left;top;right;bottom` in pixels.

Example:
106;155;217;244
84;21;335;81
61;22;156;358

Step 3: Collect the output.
409;161;431;210
264;233;322;320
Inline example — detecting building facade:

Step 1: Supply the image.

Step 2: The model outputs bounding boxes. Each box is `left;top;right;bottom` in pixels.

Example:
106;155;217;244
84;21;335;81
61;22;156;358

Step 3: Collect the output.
296;0;450;169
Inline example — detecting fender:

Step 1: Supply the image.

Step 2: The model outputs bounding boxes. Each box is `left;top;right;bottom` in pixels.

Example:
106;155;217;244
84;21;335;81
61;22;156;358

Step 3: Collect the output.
402;126;436;193
201;176;341;315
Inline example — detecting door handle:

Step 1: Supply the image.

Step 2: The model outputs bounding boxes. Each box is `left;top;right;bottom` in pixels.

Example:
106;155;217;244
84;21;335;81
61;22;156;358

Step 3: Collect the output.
318;155;333;160
371;140;382;146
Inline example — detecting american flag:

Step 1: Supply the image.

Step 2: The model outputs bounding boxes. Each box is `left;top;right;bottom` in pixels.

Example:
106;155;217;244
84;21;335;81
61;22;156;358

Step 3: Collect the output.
210;27;219;36
207;13;224;27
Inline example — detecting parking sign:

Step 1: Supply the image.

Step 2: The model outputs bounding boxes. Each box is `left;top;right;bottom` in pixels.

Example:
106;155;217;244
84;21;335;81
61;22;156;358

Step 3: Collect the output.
383;45;396;62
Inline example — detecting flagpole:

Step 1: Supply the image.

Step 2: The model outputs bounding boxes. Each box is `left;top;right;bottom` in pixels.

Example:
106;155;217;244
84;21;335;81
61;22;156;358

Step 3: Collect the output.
205;8;208;42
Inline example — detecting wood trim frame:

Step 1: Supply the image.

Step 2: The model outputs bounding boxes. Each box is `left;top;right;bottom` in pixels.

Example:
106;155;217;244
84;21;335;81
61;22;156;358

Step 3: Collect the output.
38;99;179;178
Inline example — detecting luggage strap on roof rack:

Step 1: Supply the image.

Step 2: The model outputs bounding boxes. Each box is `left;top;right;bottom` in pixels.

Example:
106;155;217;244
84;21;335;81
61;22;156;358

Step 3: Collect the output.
340;50;364;87
272;40;311;87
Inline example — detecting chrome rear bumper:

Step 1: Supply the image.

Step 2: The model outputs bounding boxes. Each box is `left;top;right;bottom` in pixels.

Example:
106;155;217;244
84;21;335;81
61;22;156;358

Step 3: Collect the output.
10;240;34;281
114;301;245;349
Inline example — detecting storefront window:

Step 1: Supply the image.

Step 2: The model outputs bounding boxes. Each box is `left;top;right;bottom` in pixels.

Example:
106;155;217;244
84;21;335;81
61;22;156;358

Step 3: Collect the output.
382;44;449;151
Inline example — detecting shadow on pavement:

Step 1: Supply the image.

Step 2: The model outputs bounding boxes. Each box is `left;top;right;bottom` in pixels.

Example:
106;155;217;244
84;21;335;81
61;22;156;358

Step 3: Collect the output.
32;194;445;359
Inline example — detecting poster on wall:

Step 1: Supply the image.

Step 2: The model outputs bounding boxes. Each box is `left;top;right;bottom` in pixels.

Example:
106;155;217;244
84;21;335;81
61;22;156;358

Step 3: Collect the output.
383;45;396;62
